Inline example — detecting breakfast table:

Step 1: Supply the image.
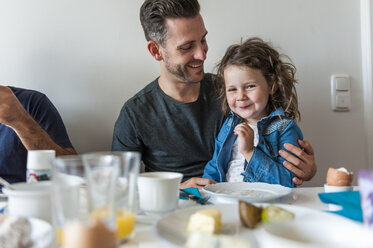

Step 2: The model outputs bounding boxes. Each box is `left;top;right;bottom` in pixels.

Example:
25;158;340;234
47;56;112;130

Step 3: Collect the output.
0;186;364;248
121;186;350;248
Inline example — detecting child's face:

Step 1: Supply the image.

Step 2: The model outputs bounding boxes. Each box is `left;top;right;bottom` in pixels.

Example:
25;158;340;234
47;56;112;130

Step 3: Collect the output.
224;65;270;124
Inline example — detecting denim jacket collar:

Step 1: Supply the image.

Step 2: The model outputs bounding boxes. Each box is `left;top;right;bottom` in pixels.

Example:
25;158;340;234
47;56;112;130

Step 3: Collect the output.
228;107;286;125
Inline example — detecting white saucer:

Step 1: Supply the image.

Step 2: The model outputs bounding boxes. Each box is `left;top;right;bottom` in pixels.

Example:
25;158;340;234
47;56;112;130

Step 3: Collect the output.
136;199;197;224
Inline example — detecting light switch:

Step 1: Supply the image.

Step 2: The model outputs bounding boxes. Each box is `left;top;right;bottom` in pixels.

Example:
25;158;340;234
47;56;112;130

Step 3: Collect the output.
331;74;351;111
336;93;350;108
335;77;350;91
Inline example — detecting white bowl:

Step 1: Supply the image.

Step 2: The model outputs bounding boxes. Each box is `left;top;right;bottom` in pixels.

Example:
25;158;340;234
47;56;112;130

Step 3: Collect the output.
3;181;52;223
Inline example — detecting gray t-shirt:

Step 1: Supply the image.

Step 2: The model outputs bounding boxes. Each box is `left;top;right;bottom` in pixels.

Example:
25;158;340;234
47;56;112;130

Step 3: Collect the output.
112;73;225;181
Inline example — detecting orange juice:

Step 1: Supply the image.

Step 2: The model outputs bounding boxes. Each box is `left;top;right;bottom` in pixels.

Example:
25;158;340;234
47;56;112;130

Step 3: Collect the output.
116;210;136;241
90;207;135;241
91;206;111;219
56;228;64;245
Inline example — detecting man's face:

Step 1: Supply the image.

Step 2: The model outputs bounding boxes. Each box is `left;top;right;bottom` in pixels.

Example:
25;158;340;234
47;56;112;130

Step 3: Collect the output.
160;14;208;84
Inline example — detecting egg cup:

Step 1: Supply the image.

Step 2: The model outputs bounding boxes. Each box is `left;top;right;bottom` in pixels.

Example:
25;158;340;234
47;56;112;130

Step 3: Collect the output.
324;184;353;211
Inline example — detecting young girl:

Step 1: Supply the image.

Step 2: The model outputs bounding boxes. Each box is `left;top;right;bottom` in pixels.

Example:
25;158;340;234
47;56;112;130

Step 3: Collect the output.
203;37;302;188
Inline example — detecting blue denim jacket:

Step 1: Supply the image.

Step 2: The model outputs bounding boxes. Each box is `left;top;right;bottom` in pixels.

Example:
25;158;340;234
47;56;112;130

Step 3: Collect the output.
202;108;302;187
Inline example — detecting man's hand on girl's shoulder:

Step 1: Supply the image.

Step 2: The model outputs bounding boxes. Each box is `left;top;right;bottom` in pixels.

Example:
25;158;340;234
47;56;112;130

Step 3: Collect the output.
279;140;317;186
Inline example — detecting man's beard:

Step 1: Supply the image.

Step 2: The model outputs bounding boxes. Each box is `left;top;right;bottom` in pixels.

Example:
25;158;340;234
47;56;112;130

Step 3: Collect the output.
164;56;204;84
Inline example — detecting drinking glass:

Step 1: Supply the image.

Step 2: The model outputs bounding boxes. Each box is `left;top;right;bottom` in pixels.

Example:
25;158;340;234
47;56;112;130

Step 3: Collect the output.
82;154;120;230
115;151;140;242
86;151;140;242
52;155;88;245
358;170;373;226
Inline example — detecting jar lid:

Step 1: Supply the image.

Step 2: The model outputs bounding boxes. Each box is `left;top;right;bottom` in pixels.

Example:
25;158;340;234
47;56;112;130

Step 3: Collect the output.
27;150;56;170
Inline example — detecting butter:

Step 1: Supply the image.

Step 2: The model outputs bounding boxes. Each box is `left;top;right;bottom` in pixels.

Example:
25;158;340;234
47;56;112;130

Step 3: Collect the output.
187;208;222;235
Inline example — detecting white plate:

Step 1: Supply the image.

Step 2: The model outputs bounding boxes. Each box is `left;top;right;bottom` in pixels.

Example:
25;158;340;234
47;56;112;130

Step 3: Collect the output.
260;217;373;248
154;203;373;248
202;182;292;204
154;204;256;247
29;217;54;248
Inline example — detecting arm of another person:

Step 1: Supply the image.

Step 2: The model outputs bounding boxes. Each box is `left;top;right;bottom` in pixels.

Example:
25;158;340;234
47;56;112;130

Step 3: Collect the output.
279;139;316;185
0;86;76;155
241;120;303;188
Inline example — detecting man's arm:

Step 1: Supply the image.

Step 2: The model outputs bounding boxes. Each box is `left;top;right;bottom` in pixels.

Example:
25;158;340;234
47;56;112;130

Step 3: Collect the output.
0;86;76;156
279;140;316;185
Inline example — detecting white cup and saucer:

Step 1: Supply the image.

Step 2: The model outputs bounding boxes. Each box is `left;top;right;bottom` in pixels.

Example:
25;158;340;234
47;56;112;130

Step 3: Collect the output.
136;172;183;223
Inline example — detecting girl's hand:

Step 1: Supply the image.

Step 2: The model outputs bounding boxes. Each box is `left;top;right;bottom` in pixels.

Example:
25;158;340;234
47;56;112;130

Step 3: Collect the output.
234;123;254;160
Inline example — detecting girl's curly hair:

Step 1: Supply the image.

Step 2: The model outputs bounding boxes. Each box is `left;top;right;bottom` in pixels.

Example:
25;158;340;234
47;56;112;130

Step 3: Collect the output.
216;37;300;121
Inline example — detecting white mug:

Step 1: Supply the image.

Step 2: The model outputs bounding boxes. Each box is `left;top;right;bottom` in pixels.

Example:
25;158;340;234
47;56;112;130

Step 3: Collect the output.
137;172;183;215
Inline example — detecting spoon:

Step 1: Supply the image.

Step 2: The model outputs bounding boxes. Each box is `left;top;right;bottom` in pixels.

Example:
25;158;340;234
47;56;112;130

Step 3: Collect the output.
0;177;15;190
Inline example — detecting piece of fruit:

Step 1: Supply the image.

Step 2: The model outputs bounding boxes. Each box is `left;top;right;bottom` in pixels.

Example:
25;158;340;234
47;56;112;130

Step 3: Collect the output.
238;200;263;228
261;205;294;223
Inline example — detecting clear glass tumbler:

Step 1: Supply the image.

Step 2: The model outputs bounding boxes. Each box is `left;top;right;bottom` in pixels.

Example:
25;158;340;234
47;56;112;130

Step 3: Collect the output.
51;155;88;245
85;151;141;243
82;154;120;230
115;151;140;242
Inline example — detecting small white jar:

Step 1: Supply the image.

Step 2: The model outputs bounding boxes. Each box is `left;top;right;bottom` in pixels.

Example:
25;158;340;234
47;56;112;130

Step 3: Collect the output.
26;150;55;182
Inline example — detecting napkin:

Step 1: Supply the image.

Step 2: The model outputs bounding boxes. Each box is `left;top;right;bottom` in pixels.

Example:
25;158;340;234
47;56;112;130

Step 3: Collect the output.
318;191;363;222
179;187;201;200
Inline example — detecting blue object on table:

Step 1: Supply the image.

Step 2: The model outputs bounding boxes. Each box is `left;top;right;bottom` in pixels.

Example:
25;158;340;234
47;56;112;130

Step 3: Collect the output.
179;187;201;200
318;191;363;222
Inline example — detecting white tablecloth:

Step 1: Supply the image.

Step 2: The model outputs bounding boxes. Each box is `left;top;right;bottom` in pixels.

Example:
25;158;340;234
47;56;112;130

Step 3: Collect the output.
0;186;356;247
122;186;331;248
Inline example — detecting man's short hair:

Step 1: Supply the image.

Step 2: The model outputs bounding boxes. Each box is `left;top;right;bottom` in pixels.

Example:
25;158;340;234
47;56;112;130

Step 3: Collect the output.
140;0;200;46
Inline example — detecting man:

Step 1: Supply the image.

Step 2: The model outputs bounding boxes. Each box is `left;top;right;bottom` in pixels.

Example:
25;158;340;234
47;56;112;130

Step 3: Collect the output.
0;85;76;183
112;0;316;188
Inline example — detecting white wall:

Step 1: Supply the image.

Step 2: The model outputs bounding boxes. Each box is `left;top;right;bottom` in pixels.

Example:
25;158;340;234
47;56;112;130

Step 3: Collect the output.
0;0;368;186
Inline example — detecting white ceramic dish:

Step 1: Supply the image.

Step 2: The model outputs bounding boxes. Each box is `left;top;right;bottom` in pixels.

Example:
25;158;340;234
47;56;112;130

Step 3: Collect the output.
260;217;373;248
154;203;257;247
136;199;197;224
3;182;52;223
138;172;183;215
154;203;373;248
202;182;292;204
29;217;55;248
323;184;354;211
